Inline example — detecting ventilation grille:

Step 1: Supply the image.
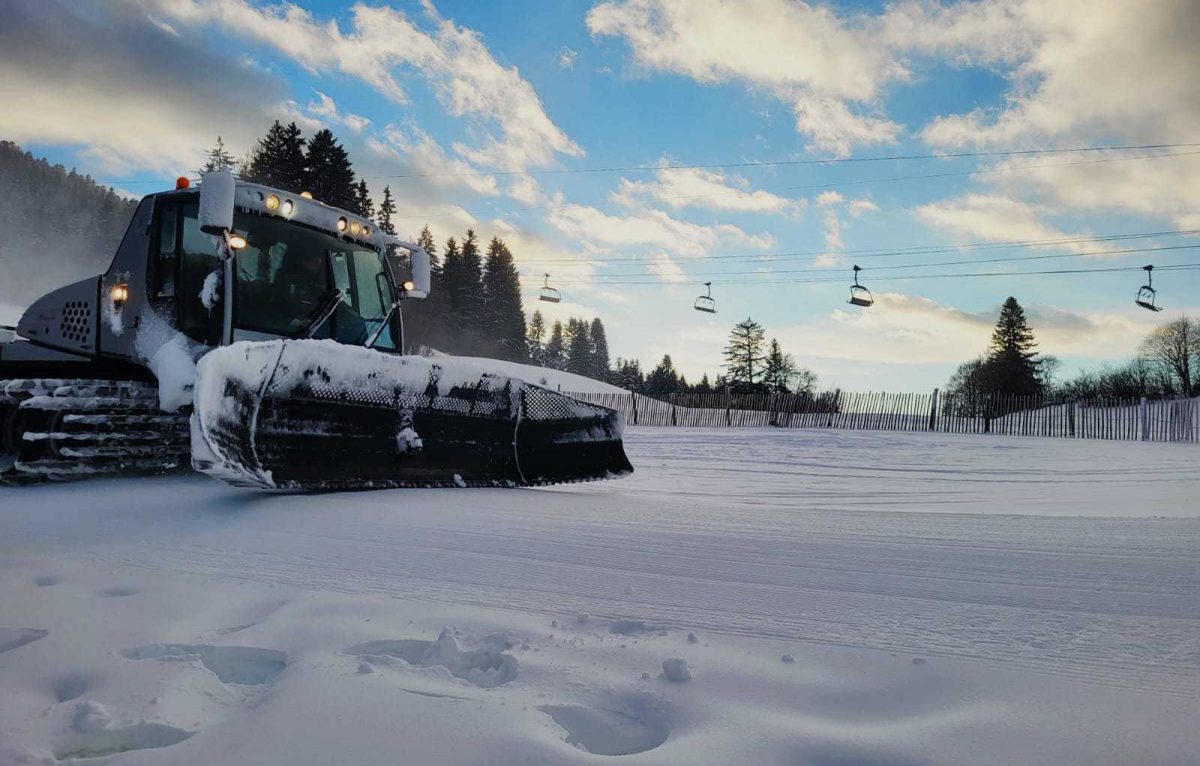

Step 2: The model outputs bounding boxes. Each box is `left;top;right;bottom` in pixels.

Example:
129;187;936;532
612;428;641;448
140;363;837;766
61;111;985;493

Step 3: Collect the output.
60;301;91;345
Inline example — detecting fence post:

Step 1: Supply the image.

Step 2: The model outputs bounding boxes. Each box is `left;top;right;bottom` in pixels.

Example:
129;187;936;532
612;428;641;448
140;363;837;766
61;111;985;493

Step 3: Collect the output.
928;388;939;432
1068;401;1076;437
631;392;639;426
1139;396;1149;441
671;394;678;426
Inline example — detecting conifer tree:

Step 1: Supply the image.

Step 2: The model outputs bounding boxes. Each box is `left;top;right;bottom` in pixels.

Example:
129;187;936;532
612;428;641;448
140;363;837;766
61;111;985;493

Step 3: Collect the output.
378;185;397;235
763;338;798;392
613;359;645;392
565;318;592;375
589;317;611;381
987;297;1041;395
527;310;547;365
200;136;236;173
354;180;373;219
545;321;566;370
723;317;767;392
242;121;306;192
440;235;464;325
304;128;357;211
646;355;682;395
481;237;527;361
695;373;713;393
459;229;484;324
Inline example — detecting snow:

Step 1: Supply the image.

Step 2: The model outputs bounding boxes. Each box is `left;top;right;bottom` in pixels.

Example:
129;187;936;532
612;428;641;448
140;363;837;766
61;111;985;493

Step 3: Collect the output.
133;309;199;412
1;428;1198;764
426;350;626;394
199;269;222;312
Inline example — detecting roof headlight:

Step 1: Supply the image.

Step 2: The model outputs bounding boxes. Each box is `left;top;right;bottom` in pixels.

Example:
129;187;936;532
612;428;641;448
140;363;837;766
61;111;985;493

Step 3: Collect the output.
265;194;281;211
281;199;294;216
336;217;348;232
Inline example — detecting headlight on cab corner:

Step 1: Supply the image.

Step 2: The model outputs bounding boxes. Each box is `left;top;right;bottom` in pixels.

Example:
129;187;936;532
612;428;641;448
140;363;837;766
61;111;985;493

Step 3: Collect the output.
110;283;129;308
403;280;416;292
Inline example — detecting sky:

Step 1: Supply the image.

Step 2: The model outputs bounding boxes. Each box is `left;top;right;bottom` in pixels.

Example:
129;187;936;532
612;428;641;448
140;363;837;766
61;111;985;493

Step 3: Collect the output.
2;0;1198;391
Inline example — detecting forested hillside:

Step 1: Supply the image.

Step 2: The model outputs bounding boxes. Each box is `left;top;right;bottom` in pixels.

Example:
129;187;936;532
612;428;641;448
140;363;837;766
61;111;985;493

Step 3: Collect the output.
0;141;136;307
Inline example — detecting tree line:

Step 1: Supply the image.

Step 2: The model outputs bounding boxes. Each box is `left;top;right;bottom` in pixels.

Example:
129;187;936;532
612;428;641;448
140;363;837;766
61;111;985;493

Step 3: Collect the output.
0;141;137;308
607;317;820;397
944;296;1200;404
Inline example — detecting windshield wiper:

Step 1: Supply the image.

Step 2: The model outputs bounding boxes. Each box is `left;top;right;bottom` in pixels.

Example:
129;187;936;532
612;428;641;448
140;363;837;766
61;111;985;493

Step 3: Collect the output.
364;300;400;349
301;289;343;338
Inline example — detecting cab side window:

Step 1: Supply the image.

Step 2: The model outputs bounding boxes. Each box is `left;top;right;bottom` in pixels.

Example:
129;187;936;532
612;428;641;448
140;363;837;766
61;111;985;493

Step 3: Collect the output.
154;198;222;345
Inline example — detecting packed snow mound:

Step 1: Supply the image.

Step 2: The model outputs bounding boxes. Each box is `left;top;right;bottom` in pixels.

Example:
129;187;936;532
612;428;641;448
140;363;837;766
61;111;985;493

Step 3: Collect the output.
424;350;626;394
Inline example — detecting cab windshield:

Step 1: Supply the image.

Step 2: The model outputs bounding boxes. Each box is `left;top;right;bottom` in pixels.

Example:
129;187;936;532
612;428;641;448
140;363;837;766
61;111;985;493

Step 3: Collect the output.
231;213;398;351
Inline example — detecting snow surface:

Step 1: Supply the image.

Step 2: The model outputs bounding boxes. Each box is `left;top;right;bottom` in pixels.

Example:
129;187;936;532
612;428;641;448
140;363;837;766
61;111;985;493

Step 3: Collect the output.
1;428;1198;764
426;350;626;394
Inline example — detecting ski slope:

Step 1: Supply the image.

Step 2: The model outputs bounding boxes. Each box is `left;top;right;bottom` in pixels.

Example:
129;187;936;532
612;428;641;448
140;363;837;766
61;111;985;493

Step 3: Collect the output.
1;429;1198;764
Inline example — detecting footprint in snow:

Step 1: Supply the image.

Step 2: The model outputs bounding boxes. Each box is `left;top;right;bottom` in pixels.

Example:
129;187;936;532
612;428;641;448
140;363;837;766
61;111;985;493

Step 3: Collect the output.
55;720;193;760
539;693;670;756
346;629;519;688
0;627;47;654
52;671;100;702
121;644;287;685
97;586;140;598
34;574;62;586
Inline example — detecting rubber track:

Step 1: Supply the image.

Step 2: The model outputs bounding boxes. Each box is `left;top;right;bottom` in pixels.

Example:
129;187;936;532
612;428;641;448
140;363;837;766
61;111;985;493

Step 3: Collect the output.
0;378;191;485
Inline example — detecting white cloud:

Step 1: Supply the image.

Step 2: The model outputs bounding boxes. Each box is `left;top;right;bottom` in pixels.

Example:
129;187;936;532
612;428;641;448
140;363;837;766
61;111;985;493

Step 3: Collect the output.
647;252;687;283
586;0;905;156
558;47;579;69
814;191;876;264
984;154;1200;231
0;0;286;174
915;194;1105;255
917;0;1200;149
775;291;1172;367
306;91;370;133
506;174;546;205
546;203;774;259
367;124;500;197
614;165;806;216
147;0;582;171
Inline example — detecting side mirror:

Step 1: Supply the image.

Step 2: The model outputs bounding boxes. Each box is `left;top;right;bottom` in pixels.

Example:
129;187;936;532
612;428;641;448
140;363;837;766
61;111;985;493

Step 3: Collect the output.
409;243;431;297
198;170;235;236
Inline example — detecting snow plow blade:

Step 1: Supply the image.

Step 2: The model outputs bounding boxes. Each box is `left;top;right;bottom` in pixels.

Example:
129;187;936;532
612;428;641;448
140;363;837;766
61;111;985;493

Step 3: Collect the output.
190;340;632;490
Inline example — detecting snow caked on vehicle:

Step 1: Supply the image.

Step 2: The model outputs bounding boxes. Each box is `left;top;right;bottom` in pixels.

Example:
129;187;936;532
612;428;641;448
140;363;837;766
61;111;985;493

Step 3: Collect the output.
0;171;632;489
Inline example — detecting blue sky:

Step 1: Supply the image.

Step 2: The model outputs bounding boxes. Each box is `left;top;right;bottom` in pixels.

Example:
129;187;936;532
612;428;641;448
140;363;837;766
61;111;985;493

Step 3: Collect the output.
4;0;1198;390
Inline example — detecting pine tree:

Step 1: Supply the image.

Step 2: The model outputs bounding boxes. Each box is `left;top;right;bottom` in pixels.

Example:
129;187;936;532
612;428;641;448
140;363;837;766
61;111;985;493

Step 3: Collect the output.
200;136;236;173
565;318;593;375
459;229;484;324
723;317;767;392
646;355;682;395
589;317;611;381
545;321;566;370
763;338;798;392
527;310;547;365
378;186;398;235
987;297;1041;395
242;121;306;192
613;358;645;392
355;180;374;219
440;236;464;325
695;373;713;393
481;237;527;361
304;128;357;211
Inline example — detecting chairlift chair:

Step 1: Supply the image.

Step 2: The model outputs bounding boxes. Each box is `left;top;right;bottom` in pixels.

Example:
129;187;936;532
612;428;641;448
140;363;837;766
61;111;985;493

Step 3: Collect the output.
539;273;561;303
1135;264;1162;312
848;265;873;307
694;281;717;313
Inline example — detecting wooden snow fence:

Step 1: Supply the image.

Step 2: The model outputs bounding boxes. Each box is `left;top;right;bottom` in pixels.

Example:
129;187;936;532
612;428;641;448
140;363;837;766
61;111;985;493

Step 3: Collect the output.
567;390;1200;443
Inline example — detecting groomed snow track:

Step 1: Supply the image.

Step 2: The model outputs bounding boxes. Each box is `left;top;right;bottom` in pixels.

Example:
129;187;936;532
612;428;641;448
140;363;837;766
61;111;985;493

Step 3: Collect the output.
0;379;189;485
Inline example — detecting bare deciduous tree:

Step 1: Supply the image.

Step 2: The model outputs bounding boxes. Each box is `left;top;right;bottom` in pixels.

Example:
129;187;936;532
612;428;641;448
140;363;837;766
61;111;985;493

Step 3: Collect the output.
1140;316;1198;397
